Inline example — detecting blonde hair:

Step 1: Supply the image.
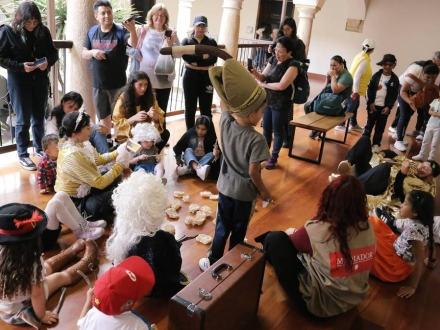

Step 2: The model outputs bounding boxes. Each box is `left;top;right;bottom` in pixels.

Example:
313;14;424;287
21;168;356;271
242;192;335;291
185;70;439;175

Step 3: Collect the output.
146;3;169;29
106;172;168;265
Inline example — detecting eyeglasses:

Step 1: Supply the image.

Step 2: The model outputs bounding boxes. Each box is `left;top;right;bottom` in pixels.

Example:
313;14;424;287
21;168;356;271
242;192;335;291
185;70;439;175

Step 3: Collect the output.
154;14;166;18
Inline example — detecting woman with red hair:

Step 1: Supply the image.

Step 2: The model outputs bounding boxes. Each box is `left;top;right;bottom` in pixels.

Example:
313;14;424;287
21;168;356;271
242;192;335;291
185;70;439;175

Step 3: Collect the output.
256;175;376;317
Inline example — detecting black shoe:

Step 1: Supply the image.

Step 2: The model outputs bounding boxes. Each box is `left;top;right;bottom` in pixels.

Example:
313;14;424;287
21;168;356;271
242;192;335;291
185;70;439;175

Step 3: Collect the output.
282;137;290;148
35;151;44;159
18;157;37;171
309;130;320;139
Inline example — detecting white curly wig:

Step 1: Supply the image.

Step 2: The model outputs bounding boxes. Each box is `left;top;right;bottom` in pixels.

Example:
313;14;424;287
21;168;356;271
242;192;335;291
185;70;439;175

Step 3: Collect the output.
106;171;168;265
131;122;162;144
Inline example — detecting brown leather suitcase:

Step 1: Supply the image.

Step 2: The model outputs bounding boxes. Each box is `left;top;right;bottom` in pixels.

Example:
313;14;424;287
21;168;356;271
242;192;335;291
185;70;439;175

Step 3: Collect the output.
168;242;265;330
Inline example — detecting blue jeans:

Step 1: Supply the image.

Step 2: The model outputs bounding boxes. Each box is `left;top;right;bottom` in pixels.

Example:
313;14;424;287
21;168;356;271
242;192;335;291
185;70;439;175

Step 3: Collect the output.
396;95;415;141
208;192;256;264
134;163;157;173
90;124;109;154
8;74;48;157
183;148;214;168
262;106;288;159
346;96;360;126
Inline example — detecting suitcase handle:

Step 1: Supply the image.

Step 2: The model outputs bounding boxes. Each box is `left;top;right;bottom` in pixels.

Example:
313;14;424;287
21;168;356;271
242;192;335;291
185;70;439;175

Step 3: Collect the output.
211;263;233;281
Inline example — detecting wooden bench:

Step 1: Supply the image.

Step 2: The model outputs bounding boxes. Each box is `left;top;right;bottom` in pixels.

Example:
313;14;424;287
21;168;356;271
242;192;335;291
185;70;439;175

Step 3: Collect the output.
288;112;354;164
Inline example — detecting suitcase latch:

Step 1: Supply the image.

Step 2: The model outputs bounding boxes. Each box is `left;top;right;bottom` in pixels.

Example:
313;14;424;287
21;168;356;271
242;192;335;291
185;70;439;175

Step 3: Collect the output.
241;252;253;261
186;303;197;317
198;288;212;300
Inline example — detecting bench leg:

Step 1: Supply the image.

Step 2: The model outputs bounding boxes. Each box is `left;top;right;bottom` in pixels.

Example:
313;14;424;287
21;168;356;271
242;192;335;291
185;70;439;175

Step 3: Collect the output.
325;121;351;144
288;126;324;165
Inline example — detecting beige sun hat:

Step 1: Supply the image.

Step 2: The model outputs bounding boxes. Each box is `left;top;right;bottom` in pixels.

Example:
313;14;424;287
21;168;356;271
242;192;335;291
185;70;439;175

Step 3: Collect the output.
208;59;266;118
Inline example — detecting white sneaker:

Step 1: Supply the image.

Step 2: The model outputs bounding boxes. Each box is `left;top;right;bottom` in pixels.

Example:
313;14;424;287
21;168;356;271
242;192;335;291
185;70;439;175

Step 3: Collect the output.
196;165;210;181
416;133;424;141
177;166;192;176
334;124;346;132
85;220;107;228
349;124;363;133
73;226;105;240
394;141;406;151
412;154;425;161
391;134;408;145
199;257;211;272
372;145;380;154
388;126;396;133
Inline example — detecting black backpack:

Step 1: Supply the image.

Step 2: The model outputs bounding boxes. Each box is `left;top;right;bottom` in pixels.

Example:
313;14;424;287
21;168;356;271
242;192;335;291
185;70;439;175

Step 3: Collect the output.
291;60;310;104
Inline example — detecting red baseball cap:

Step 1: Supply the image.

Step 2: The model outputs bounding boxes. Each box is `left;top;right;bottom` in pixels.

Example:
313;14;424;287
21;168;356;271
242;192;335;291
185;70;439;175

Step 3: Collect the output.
92;256;155;315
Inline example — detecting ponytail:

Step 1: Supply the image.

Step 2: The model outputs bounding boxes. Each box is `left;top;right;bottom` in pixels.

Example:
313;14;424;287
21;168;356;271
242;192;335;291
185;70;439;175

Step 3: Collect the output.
331;55;347;69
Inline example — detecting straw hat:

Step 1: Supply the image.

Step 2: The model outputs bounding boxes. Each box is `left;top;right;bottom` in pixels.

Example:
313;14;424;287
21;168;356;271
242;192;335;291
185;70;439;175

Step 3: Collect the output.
209;59;266;117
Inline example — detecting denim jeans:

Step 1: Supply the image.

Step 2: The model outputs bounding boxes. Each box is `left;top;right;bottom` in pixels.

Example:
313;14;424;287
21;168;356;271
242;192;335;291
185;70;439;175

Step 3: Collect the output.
362;106;389;146
208;193;255;264
90;124;109;154
346;96;360;126
262;106;288;159
8;74;48;157
396;95;415;141
184;148;214;168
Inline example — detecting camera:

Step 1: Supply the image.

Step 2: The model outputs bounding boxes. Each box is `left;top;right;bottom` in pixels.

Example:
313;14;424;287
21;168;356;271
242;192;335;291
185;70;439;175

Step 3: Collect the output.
165;30;172;38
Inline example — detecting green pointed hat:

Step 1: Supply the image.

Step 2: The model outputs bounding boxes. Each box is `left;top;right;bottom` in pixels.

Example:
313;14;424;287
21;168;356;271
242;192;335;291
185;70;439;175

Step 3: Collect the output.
209;59;266;117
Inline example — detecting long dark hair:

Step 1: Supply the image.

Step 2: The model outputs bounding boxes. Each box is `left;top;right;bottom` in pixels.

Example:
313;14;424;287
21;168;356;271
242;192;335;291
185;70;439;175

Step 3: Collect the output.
279;17;298;39
0;236;43;299
193;115;217;149
315;175;369;272
11;1;43;39
47;91;84;129
407;190;435;262
116;71;156;119
59;111;91;138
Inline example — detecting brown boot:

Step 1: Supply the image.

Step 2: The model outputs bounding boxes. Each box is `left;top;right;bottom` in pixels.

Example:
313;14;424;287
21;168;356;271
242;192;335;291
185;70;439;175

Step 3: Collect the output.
63;239;99;285
44;239;86;273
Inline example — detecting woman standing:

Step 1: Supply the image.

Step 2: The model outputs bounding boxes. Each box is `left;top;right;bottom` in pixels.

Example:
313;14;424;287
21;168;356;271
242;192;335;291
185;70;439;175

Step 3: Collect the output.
135;3;179;128
257;175;376;317
55;111;131;220
181;15;218;130
0;1;58;171
250;36;298;169
113;70;170;151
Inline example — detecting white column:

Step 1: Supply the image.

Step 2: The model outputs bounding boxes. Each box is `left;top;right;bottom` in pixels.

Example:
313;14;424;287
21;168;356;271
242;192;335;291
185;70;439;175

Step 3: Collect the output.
295;6;319;56
176;0;194;41
217;0;244;59
65;0;97;121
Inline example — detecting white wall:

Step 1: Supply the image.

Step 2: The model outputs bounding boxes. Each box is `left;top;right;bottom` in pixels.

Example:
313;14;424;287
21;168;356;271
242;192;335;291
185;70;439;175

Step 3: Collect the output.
307;0;440;75
160;0;439;77
161;0;260;39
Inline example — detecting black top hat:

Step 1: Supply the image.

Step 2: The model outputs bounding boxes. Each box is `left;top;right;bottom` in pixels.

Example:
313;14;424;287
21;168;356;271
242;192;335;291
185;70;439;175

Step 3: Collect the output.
376;54;397;66
0;203;47;244
193;15;208;26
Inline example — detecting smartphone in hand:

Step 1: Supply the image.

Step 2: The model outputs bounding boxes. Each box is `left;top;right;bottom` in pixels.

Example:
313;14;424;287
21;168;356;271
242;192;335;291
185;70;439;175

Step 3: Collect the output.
247;58;253;72
165;29;172;38
29;57;47;67
125;14;141;22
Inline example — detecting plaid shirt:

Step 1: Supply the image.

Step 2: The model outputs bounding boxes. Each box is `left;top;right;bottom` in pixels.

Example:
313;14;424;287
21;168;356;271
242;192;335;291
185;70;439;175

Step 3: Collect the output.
37;153;57;190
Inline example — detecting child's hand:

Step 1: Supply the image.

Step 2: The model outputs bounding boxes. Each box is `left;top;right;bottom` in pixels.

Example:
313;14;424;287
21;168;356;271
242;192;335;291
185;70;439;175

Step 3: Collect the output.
369;104;376;112
397;286;416;298
86;287;94;301
401;160;410;175
156;155;161;162
41;310;58;325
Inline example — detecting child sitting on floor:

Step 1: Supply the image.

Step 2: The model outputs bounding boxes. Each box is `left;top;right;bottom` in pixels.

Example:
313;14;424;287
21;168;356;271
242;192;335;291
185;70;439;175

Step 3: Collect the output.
37;134;59;194
130;123;166;184
77;256;156;329
173;116;221;181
